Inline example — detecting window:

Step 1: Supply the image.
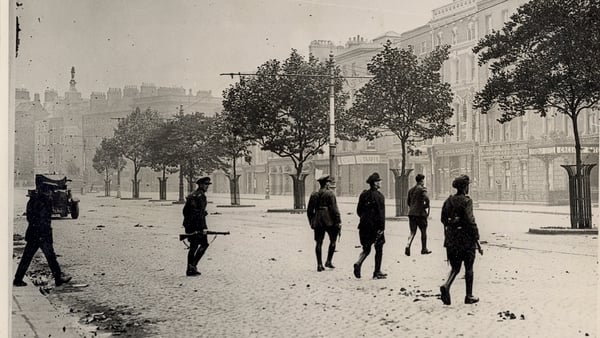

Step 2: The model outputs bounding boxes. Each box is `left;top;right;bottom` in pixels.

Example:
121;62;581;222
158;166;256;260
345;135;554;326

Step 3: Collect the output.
421;41;427;54
503;121;511;140
548;161;554;190
502;9;509;23
488;164;494;189
436;32;443;46
521;161;528;190
486;15;493;34
471;55;476;81
451;27;458;44
455;59;460;83
488;116;495;141
504;161;511;189
520;113;528;140
468;22;476;40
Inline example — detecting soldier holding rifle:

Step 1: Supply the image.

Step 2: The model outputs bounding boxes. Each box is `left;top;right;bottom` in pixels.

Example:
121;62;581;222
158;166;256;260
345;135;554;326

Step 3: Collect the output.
439;175;483;305
182;176;216;277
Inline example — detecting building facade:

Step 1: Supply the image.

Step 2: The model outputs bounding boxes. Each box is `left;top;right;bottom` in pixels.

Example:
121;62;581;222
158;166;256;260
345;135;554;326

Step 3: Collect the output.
234;0;599;204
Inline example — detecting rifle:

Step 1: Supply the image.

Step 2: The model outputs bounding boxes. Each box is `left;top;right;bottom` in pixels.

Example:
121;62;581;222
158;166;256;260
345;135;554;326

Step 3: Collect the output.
179;230;230;241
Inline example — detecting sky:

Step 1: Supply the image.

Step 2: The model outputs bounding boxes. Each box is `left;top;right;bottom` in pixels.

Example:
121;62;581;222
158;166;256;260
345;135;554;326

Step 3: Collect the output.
12;0;450;100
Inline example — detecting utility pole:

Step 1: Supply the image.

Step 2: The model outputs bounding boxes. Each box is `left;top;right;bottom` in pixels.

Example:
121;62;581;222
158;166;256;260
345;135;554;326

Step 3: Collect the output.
328;53;337;184
110;117;126;198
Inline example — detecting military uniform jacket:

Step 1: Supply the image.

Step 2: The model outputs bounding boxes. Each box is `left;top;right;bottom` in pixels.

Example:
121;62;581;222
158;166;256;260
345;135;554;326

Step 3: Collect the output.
307;188;341;228
357;188;385;232
183;190;208;233
25;192;53;242
440;194;479;250
407;183;430;217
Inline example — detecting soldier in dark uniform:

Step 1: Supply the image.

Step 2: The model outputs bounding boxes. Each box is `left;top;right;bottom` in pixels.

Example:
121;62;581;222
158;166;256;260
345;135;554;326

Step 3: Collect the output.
13;184;72;287
439;175;483;305
405;173;431;256
182;177;212;276
306;175;342;272
353;172;387;279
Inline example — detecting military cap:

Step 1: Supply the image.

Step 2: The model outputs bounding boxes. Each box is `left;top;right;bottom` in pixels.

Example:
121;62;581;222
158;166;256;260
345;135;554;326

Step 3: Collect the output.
196;176;212;185
317;175;334;183
366;172;382;184
452;175;470;189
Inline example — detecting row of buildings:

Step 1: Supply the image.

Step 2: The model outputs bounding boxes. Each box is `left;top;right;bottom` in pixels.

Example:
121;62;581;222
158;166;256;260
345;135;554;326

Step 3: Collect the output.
14;0;599;204
232;0;599;204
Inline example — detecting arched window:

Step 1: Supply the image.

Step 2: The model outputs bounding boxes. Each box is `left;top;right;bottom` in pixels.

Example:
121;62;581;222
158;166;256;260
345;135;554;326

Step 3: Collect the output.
451;27;458;44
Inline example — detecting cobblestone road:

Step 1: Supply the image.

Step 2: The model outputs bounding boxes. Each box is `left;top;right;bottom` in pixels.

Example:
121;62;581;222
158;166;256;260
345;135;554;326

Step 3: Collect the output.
11;190;598;337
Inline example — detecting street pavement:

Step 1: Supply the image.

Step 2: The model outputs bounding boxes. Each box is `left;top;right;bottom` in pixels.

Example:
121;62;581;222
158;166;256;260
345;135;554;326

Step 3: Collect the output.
8;189;598;337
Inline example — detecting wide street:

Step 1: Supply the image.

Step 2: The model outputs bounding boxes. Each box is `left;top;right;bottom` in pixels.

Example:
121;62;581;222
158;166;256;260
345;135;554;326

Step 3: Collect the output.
11;188;598;337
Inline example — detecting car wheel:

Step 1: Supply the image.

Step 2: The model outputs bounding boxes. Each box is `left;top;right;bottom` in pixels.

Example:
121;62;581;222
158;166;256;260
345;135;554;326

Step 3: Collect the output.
71;203;79;219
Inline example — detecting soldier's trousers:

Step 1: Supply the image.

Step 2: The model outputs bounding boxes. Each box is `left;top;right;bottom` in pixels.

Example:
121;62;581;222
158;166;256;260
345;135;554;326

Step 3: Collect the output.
14;239;62;281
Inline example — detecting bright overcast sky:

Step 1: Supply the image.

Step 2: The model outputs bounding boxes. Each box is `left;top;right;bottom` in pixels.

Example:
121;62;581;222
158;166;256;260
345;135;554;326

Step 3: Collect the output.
13;0;449;99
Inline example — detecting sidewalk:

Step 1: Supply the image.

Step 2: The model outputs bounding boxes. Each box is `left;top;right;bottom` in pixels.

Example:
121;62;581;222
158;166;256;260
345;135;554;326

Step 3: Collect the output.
11;276;83;338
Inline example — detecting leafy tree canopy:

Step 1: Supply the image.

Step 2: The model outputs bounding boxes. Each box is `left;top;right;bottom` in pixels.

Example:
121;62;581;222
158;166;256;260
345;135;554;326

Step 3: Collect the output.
222;49;348;173
113;107;162;172
346;41;454;171
473;0;600;121
92;137;126;176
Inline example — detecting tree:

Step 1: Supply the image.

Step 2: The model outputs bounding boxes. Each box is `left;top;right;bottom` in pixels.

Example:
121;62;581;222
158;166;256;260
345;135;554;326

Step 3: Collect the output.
473;0;600;228
222;49;348;209
346;41;454;216
144;120;181;200
211;112;253;205
169;110;228;193
113;107;162;198
92;137;126;197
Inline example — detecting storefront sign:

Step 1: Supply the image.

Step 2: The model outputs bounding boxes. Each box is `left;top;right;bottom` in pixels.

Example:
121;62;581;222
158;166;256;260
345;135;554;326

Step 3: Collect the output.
435;147;474;156
355;155;383;164
529;146;599;155
337;156;356;165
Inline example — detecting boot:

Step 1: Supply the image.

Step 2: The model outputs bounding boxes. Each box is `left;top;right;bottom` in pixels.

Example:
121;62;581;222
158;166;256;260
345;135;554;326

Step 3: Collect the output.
325;245;335;269
186;264;201;276
440;285;451;305
353;251;368;278
13;279;27;287
55;275;72;286
465;270;478;304
316;244;324;271
373;247;386;279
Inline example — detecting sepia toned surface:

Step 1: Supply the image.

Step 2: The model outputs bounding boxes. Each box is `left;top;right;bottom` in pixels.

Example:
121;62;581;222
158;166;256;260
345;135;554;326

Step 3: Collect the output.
11;190;597;337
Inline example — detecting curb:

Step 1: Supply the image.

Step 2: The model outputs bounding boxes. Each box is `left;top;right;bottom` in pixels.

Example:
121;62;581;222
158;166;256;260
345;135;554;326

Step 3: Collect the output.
216;204;256;208
528;227;598;235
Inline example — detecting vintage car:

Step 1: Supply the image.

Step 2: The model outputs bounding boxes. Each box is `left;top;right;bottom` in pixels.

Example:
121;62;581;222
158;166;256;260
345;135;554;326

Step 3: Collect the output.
28;174;80;219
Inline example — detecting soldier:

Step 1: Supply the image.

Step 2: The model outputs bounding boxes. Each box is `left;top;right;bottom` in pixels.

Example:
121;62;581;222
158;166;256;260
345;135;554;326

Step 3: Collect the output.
439;175;483;305
13;184;72;287
353;172;387;279
405;174;431;256
182;176;212;276
306;175;342;271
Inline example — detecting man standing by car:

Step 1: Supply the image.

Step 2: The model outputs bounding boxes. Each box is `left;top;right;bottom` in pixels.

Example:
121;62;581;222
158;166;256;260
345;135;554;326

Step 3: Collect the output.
353;172;387;279
405;174;431;256
13;183;72;287
306;175;341;272
182;177;212;276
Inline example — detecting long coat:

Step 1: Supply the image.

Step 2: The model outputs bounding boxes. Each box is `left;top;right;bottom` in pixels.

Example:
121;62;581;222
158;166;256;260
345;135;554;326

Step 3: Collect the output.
182;190;208;233
407;183;430;217
356;188;385;233
25;192;54;242
307;188;341;228
440;194;479;250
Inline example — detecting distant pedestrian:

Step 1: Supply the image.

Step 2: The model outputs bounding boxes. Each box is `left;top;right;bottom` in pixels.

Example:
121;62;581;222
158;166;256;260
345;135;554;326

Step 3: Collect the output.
307;175;341;271
182;176;212;276
405;174;431;256
353;172;387;279
13;184;72;287
439;175;483;305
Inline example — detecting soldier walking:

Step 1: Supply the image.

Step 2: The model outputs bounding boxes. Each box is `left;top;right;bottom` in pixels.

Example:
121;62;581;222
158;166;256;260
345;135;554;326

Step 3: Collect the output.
306;175;341;271
439;175;483;305
13;184;72;287
182;177;212;276
353;172;387;279
405;174;431;256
